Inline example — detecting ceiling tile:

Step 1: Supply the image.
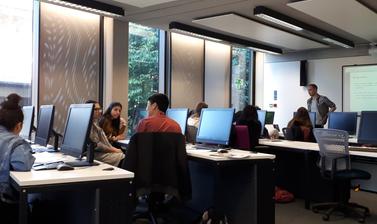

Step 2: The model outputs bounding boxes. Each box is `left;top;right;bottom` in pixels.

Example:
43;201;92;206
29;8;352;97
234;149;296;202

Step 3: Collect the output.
193;13;328;51
288;0;377;43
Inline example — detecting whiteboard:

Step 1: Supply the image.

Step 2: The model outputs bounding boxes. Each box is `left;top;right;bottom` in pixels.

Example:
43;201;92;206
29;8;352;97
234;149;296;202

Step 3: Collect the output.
343;64;377;112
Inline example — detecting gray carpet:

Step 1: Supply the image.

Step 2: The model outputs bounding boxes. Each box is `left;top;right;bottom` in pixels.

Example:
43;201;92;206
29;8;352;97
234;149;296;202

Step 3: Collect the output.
276;191;377;224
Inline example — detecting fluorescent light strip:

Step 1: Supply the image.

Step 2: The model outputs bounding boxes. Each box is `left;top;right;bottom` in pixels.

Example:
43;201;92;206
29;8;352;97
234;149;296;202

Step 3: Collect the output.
171;29;222;42
322;37;353;48
255;14;303;31
47;0;122;17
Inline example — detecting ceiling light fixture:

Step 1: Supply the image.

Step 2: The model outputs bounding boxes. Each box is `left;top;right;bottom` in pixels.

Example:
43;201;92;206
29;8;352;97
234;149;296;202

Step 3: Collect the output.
45;0;124;17
169;22;283;55
254;6;354;48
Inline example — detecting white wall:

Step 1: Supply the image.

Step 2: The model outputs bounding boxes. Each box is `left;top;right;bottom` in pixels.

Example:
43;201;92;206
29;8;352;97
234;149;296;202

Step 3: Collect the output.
262;55;377;128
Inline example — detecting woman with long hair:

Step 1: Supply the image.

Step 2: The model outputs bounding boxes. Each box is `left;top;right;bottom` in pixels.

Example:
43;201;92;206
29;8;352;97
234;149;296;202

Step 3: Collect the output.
287;107;315;142
236;105;262;149
99;102;127;146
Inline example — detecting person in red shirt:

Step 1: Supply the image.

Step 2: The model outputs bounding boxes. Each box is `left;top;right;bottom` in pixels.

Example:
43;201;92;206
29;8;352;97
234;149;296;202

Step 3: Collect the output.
136;93;181;133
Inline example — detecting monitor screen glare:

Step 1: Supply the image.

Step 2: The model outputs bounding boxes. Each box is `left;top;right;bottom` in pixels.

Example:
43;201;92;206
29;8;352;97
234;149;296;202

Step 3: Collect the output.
166;108;188;135
196;108;234;145
20;106;34;139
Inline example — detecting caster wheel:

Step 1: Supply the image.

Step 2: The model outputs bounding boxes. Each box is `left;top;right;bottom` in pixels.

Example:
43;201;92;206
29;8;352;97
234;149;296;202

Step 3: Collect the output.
358;218;365;223
312;208;319;213
322;215;329;221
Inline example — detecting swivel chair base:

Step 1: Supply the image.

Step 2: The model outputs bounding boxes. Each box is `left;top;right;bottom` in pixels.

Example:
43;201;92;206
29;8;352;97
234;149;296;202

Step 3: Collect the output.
312;201;370;223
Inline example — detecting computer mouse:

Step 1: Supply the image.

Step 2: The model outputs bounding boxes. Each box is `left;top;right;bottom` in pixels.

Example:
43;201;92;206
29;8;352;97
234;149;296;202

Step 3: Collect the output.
56;163;74;171
217;149;229;153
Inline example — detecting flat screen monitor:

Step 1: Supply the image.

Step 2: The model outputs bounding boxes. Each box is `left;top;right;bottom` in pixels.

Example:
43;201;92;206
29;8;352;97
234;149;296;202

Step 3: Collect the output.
34;105;55;146
293;111;316;128
196;108;234;145
265;111;275;125
257;110;267;136
60;104;94;158
358;111;377;145
20;106;34;140
166;108;188;135
328;112;357;135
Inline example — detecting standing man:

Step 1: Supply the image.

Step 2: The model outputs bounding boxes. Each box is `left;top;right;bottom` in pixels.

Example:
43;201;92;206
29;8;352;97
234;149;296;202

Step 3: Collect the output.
307;83;336;128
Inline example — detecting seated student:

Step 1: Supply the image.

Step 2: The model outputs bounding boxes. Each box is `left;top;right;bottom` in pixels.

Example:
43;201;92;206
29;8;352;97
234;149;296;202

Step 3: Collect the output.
99;102;127;148
286;107;315;142
136;93;181;133
86;100;124;167
0;94;35;223
236;105;262;149
187;102;208;128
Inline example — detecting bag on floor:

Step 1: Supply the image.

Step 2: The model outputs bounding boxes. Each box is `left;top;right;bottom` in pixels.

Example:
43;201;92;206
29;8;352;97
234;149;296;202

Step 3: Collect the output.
274;186;294;203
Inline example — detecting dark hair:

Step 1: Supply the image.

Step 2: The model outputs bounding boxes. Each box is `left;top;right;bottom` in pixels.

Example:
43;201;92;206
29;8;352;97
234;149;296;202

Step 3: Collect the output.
288;107;312;128
148;93;170;113
307;83;318;90
194;102;208;116
101;102;122;132
239;105;259;122
0;93;24;131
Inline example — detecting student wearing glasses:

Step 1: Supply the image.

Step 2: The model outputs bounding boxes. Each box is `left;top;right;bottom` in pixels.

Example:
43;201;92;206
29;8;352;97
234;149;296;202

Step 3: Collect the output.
86;100;124;166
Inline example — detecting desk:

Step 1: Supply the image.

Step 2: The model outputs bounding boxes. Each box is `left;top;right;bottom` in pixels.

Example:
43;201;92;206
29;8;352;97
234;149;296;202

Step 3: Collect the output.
259;139;377;208
10;152;134;224
186;146;276;224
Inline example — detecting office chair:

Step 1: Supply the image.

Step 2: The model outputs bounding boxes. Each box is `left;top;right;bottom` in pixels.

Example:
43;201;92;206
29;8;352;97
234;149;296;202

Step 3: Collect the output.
234;125;250;150
122;132;192;224
312;129;370;223
186;125;198;144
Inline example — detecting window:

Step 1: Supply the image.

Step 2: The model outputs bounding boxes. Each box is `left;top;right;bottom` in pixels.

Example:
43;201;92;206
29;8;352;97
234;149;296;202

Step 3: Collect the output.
231;47;253;112
128;23;163;135
0;1;33;105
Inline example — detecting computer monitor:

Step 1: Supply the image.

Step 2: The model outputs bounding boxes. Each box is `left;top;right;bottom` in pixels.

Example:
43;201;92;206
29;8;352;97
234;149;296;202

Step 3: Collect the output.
20;106;34;140
328;112;357;135
257;110;267;135
265;111;275;125
196;108;234;145
60;104;94;158
293;111;316;128
358;111;377;145
34;105;55;146
166;108;188;135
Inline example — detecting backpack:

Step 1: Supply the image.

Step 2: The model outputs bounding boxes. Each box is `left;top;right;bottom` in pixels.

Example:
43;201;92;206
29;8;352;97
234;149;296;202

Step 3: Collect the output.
198;208;229;224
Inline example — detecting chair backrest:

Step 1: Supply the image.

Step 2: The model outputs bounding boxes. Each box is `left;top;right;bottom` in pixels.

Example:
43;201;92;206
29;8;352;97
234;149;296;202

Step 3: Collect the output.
313;128;350;176
283;126;303;141
186;125;198;144
234;125;250;150
123;132;191;201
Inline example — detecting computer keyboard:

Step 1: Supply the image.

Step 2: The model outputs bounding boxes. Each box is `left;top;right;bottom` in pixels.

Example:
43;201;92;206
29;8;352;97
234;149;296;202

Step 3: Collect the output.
31;145;55;153
349;146;377;153
192;144;229;151
32;161;63;171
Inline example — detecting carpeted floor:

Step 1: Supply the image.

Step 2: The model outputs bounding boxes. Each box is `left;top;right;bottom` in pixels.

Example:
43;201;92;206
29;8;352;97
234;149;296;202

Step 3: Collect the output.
276;191;377;224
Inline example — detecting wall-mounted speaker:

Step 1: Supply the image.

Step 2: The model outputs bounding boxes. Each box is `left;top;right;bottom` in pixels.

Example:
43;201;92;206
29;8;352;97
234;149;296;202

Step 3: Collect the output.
300;60;307;86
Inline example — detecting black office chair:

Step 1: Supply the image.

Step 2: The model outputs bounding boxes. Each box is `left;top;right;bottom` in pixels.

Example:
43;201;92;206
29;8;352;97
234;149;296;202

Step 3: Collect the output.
122;132;192;224
312;129;370;223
